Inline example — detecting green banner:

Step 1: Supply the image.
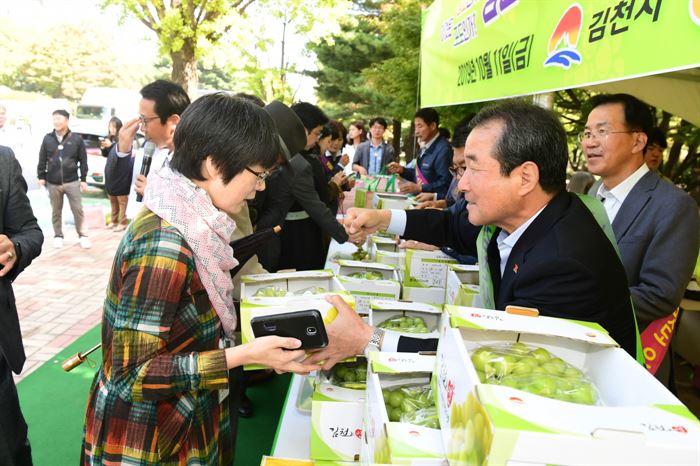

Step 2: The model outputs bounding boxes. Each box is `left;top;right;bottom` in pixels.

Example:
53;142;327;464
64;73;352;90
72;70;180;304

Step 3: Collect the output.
421;0;700;106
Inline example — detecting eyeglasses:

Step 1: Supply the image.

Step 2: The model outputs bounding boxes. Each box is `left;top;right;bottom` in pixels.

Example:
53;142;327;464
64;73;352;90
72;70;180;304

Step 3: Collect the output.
138;115;160;125
578;128;638;143
449;165;466;177
245;166;271;184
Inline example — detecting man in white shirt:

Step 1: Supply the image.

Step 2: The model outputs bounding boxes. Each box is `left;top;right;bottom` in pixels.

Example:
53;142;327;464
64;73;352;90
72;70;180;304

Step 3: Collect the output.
307;101;637;368
583;93;699;387
114;80;190;219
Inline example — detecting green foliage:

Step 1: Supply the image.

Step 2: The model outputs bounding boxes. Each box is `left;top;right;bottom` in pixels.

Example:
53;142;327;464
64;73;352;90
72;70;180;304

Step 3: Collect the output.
309;16;393;119
1;22;126;100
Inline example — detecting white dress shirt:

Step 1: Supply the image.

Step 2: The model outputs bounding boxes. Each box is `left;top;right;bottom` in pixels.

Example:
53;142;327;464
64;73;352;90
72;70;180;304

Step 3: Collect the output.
496;206;546;277
595;163;649;223
125;146;172;219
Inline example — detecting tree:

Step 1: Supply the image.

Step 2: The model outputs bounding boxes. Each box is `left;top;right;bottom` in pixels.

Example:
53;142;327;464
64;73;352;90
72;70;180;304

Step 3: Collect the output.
103;0;254;97
6;23;124;100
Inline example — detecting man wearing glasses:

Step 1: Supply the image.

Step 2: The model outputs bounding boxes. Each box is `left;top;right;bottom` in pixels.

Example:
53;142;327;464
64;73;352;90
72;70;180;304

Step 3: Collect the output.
114;80;190;219
582;93;699;387
416;115;473;210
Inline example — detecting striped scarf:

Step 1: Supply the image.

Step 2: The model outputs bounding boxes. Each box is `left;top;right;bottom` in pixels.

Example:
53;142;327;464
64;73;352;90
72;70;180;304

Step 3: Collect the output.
144;164;239;337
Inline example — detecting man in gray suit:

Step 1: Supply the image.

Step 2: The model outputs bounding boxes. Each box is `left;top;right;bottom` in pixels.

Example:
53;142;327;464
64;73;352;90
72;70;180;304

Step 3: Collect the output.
352;117;395;175
583;93;699;387
1;145;43;466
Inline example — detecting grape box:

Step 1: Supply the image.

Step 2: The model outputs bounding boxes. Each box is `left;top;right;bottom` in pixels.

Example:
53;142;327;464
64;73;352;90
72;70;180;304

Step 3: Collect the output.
436;305;700;466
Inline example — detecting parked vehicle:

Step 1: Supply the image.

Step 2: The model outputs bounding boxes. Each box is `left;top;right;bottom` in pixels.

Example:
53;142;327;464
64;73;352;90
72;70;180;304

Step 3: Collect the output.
71;87;140;136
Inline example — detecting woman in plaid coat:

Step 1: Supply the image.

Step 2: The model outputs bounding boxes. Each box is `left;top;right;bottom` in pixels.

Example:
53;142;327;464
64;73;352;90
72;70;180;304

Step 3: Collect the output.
82;94;319;465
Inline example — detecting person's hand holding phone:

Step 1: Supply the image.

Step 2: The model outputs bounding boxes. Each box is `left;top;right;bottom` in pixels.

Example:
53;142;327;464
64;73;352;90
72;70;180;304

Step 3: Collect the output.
228;336;321;375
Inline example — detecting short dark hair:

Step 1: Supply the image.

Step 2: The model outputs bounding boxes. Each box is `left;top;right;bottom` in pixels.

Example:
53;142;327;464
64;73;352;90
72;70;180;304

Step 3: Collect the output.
589;93;654;137
452;114;475;149
291;102;329;132
414;107;439;126
369;117;388;129
140;80;191;124
234;92;265;107
328;119;346;141
469;101;567;194
646;127;667;149
53;109;70;119
170;93;280;184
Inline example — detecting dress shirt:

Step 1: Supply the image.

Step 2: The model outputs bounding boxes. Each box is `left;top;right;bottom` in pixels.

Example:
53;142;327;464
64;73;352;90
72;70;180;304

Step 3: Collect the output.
595;163;649;223
368;142;383;175
496;206;546;277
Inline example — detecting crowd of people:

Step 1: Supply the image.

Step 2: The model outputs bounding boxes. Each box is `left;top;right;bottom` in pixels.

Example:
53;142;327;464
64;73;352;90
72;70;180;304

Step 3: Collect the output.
0;82;698;465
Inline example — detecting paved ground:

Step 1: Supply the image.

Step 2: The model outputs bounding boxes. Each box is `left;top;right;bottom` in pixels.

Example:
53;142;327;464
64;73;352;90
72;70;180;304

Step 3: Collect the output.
13;221;122;383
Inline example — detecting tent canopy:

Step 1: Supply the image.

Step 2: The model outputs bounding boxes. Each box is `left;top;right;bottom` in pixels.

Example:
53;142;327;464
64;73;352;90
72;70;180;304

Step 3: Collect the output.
587;68;700;128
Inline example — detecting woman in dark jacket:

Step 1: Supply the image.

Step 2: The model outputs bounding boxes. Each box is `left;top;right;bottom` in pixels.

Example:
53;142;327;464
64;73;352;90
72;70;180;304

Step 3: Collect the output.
102;117;132;231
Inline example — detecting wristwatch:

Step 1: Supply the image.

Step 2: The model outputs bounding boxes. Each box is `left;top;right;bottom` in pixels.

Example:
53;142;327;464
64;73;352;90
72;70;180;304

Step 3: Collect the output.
364;326;385;353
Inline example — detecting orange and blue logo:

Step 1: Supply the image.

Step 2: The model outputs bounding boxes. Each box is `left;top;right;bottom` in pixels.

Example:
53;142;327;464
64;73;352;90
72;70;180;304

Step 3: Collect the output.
691;0;700;25
544;4;583;69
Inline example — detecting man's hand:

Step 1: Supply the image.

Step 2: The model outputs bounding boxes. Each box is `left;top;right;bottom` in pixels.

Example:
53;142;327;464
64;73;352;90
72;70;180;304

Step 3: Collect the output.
417;200;447;210
398;239;439;251
415;192;436;202
0;235;18;277
304;295;373;370
353;165;368;176
343;208;392;244
134;174;147;196
80;181;88;192
37;179;46;188
118;117;140;153
386;162;404;175
400;181;422;194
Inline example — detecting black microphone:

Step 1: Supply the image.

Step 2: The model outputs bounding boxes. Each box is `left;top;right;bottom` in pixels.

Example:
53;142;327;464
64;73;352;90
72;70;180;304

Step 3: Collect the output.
136;141;156;202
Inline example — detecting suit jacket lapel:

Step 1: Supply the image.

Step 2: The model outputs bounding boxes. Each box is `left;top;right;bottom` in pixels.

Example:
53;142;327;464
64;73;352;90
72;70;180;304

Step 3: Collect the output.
612;171;658;241
496;192;571;308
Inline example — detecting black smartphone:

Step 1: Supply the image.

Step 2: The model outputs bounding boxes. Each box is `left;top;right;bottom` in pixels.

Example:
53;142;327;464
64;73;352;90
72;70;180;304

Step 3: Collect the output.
251;309;329;349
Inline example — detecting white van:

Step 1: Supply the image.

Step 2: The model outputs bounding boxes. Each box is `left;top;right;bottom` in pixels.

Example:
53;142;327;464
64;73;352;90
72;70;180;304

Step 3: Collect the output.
72;87;141;187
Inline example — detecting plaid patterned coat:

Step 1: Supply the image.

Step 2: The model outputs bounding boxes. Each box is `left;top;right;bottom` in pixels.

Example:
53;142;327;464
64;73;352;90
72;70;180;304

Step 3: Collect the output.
82;210;232;465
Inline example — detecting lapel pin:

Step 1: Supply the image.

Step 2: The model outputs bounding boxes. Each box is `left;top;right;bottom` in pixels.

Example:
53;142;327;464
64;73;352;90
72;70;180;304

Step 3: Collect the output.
513;264;519;274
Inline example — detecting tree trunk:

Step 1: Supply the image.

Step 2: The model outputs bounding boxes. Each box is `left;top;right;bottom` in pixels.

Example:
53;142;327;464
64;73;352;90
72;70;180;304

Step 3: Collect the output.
391;119;401;162
403;120;417;164
171;40;199;99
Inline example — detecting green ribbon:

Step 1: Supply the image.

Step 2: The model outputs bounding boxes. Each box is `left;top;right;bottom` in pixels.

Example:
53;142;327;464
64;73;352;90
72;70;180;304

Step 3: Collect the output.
476;225;497;310
576;194;644;366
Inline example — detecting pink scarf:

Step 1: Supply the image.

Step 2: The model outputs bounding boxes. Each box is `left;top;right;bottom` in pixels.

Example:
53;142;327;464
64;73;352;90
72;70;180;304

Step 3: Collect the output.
144;164;239;337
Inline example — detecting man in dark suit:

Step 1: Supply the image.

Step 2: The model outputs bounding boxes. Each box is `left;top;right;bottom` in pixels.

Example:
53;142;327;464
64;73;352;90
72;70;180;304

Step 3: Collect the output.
306;102;637;368
387;108;452;198
0;145;43;466
583;93;699;386
351;117;396;175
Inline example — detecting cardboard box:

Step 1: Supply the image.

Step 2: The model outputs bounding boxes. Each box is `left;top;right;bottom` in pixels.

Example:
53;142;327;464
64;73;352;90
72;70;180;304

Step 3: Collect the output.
369;235;399;259
445;264;481;306
369;299;442;338
336;260;401;314
436;305;700;466
372;192;415;210
402;249;458;305
374;250;405;271
240;270;346;301
311;359;367;462
363;352;447;465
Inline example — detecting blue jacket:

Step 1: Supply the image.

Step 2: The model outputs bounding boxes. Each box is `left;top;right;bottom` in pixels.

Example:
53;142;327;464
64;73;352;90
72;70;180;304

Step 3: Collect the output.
403;135;452;197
